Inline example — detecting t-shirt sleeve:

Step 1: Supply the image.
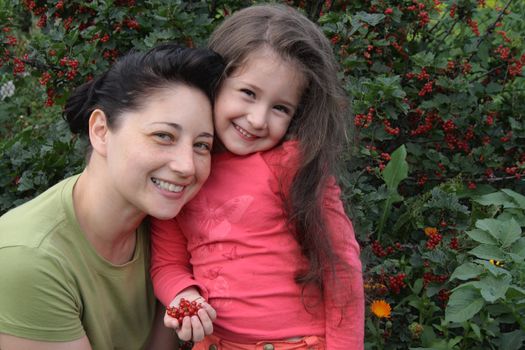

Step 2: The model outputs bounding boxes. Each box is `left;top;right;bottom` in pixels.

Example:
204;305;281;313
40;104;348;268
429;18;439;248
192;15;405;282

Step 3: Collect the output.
150;217;207;306
322;177;365;349
0;246;85;341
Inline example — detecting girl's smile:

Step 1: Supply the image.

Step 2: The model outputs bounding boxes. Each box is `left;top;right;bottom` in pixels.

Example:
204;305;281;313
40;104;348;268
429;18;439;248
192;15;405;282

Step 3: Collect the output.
213;47;306;155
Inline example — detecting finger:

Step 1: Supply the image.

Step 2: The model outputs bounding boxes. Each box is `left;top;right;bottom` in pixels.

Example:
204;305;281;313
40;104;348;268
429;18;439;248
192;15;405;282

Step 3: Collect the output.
190;315;205;342
197;308;214;335
164;312;181;330
200;302;217;321
176;316;192;341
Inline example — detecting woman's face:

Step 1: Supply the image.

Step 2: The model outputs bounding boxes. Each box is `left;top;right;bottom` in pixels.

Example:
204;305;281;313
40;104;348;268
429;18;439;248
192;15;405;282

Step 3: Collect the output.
103;85;214;220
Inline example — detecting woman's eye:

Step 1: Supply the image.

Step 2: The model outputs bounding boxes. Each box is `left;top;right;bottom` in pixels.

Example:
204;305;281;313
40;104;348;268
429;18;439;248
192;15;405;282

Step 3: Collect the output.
194;142;212;153
154;132;174;142
240;88;255;98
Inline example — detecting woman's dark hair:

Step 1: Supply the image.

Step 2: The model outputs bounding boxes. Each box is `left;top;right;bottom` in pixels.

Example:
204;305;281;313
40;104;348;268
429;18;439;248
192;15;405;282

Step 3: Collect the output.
64;44;224;137
210;4;350;298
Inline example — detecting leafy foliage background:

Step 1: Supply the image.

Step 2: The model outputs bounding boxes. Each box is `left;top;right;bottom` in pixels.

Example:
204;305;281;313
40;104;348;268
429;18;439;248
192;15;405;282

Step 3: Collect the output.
1;0;524;348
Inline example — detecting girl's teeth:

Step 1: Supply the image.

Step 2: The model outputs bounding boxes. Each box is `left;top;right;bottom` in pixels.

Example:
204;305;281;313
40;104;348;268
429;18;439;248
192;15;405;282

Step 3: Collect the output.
235;125;254;138
152;178;184;193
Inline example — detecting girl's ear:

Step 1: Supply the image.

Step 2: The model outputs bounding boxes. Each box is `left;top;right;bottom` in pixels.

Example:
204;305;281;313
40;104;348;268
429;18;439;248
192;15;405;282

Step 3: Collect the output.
89;109;109;157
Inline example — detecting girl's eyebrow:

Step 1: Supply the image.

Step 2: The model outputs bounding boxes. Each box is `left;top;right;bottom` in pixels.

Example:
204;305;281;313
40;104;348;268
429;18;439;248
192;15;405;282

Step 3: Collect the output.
234;79;259;90
151;122;214;138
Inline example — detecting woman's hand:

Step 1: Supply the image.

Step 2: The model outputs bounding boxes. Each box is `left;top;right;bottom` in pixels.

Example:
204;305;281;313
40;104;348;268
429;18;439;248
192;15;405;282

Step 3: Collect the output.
164;287;216;342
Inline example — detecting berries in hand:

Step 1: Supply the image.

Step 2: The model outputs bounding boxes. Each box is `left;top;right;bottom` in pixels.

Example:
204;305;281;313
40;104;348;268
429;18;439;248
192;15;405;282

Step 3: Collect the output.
166;298;203;324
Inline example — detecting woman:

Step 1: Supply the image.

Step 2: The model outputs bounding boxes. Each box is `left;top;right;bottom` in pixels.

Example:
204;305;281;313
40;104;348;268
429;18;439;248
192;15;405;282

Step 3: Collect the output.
0;44;224;349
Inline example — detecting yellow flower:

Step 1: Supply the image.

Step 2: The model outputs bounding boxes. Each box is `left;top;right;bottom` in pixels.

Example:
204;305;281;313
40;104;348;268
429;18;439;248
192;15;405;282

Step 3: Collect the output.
370;299;392;319
489;259;504;267
424;227;438;236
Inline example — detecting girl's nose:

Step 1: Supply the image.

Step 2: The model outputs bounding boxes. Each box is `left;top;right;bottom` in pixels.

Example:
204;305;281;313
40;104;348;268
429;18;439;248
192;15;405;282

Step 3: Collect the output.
168;144;195;177
246;106;268;129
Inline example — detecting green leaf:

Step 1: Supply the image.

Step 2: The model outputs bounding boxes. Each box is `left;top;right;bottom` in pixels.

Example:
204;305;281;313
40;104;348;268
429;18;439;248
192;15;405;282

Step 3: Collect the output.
450;262;484;281
510;238;525;257
475;191;519;209
354;11;385;26
370;62;391;73
499;210;525;227
411;51;435;67
475;218;522;247
501;218;523;248
411;278;424;294
475;218;502;239
381;145;408;191
501;189;525;209
485;82;503;94
479;274;511;303
468;244;506;260
466;228;498;245
445;286;484;323
365;317;378;337
470;322;482;341
499;330;525;350
506;286;525;299
423;249;447;265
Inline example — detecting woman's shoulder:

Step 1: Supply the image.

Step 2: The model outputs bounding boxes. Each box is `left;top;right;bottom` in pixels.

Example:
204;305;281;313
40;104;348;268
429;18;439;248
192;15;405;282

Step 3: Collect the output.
0;175;78;249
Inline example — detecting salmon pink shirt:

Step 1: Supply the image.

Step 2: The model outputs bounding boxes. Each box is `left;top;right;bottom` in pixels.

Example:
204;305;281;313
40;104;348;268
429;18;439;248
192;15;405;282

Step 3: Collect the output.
150;141;364;349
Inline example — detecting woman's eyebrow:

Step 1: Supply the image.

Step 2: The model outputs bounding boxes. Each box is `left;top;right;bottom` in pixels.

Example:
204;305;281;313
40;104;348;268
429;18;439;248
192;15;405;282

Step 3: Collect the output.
150;121;182;130
151;122;214;139
199;132;214;139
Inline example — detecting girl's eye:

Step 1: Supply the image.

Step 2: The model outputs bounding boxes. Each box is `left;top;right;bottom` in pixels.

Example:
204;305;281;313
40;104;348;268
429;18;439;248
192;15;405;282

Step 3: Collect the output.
240;88;255;98
274;105;291;115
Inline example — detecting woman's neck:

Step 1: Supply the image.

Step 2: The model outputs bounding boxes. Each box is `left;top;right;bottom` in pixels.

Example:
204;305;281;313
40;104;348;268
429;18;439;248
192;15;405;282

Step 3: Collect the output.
73;169;144;265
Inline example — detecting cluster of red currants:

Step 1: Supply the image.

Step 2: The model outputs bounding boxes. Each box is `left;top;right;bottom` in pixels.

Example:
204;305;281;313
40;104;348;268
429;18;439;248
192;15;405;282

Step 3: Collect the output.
388;273;407;294
166;298;203;324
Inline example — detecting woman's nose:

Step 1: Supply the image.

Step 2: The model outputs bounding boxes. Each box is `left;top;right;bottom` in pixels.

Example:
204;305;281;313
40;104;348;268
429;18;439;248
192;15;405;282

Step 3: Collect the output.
168;144;195;177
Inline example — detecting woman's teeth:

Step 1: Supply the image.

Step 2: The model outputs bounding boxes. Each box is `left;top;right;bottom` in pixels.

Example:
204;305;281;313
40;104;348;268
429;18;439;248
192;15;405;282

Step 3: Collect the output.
152;178;184;193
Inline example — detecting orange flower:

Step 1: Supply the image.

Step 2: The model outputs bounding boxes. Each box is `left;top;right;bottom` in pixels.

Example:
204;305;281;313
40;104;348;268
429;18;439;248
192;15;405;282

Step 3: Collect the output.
424;227;438;236
370;299;392;319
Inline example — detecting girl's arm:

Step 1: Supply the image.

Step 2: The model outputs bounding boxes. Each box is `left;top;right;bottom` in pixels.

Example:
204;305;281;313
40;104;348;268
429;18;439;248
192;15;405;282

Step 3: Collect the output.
150;218;216;341
150;218;208;306
322;177;365;350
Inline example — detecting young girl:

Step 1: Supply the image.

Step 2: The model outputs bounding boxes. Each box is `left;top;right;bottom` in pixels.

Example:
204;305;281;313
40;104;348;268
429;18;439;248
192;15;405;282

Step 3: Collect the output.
150;4;364;349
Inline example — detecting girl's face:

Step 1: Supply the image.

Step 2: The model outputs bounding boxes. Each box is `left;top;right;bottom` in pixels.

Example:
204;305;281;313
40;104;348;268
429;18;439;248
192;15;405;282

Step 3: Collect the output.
103;85;214;220
213;48;306;155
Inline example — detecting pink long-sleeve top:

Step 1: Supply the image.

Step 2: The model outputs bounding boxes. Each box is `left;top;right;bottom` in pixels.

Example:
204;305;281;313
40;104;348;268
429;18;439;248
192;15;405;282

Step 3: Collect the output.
150;141;364;349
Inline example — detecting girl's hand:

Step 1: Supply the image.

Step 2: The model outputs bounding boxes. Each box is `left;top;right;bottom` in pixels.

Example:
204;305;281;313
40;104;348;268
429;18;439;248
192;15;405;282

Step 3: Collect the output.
164;288;216;342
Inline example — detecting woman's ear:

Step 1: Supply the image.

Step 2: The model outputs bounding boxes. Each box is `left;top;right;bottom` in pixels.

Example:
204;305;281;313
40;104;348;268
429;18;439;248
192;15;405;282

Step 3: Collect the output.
89;109;109;157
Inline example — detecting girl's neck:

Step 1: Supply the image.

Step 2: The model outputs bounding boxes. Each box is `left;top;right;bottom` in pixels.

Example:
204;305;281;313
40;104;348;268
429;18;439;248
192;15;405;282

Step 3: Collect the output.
73;169;144;264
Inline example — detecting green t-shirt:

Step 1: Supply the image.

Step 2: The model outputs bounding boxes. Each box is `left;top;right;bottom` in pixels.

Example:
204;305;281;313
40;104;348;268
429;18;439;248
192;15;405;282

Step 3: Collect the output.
0;175;156;349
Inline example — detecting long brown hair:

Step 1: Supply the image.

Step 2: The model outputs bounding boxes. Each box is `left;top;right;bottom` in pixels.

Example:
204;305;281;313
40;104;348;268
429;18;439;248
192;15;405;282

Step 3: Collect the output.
209;4;349;293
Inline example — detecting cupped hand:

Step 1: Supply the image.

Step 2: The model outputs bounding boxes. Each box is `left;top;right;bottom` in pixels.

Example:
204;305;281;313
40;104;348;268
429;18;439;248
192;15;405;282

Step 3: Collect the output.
164;289;217;342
